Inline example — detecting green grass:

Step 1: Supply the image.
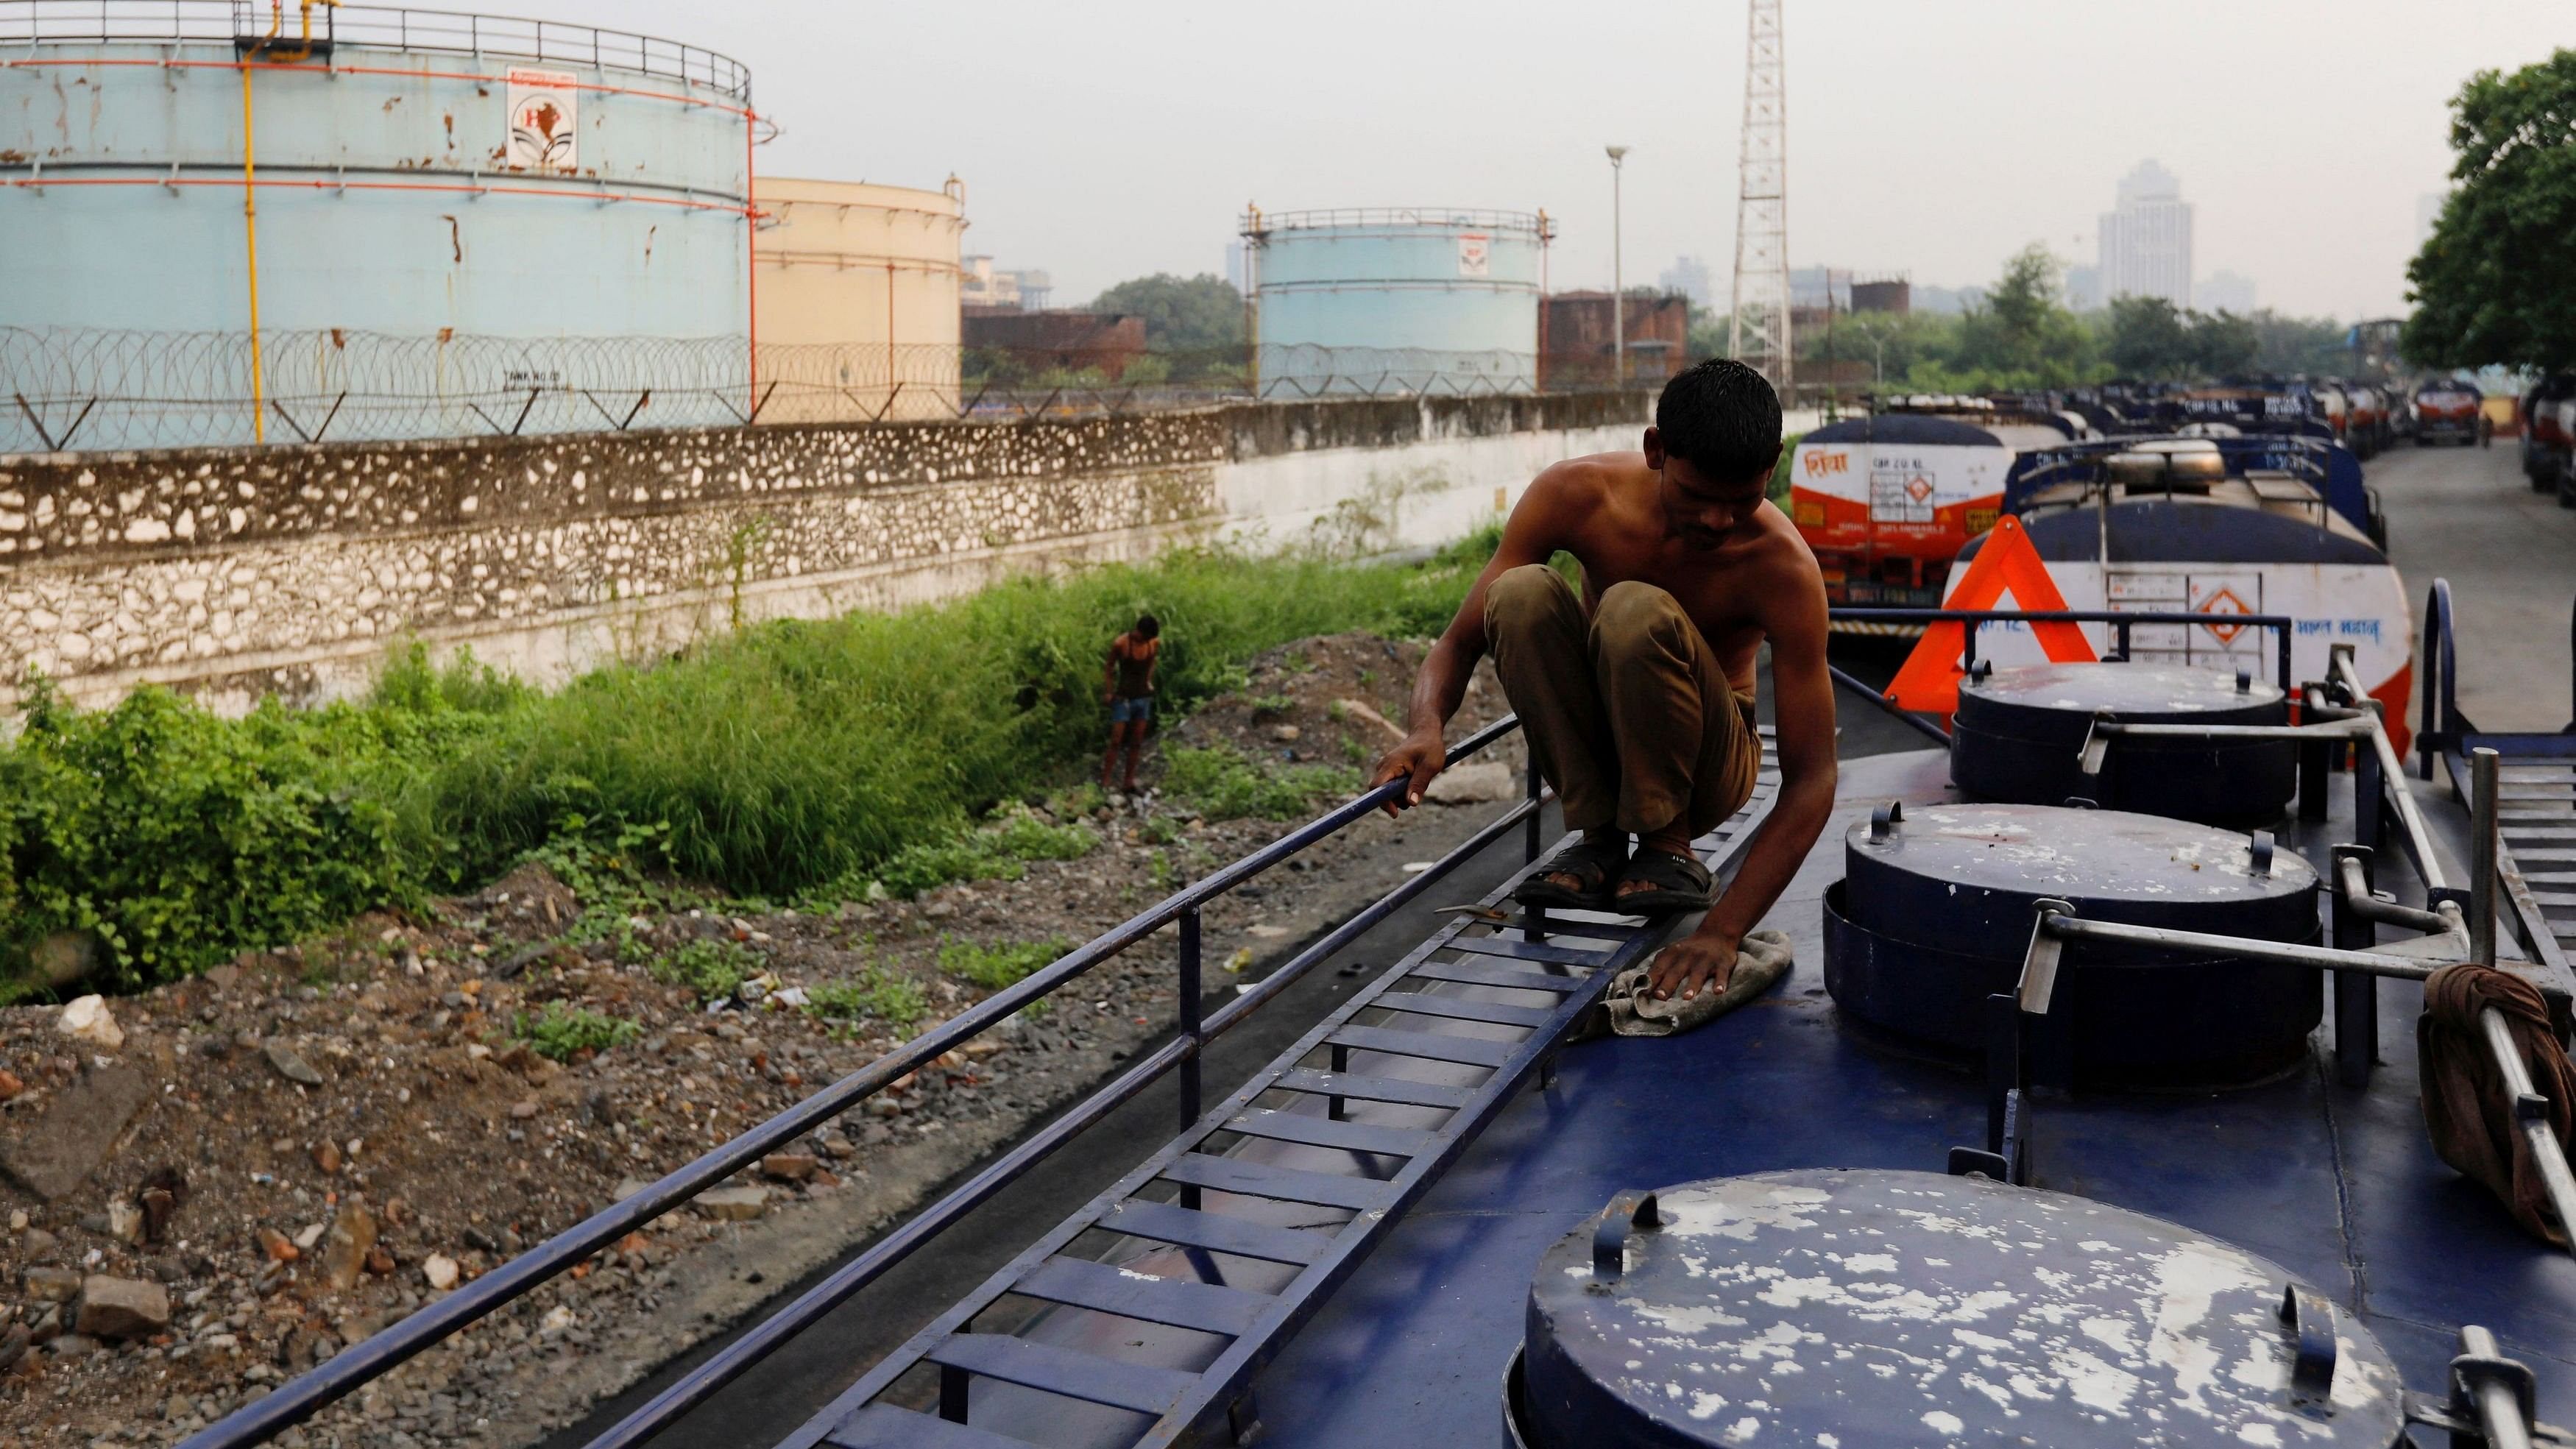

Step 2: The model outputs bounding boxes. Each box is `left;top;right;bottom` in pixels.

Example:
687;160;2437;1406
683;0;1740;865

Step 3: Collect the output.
652;938;759;1001
512;1002;642;1061
939;937;1068;991
1;539;1493;993
1164;745;1364;821
804;968;930;1032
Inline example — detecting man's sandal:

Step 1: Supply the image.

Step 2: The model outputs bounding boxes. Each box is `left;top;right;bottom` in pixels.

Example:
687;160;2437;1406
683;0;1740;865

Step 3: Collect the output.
1515;836;1629;912
1614;848;1714;915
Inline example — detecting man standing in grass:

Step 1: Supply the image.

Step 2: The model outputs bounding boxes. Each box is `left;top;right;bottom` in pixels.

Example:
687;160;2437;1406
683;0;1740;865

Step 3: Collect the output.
1102;612;1161;794
1371;359;1836;1003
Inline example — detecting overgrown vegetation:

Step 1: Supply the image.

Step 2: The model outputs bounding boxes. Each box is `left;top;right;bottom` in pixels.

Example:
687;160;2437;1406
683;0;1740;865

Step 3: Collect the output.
2;543;1488;993
804;968;930;1033
938;938;1068;991
1164;745;1364;821
652;938;760;1002
512;1002;642;1061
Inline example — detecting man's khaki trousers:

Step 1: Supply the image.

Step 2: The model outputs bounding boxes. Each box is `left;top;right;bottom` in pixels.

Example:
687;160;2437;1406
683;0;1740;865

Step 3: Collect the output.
1482;564;1760;839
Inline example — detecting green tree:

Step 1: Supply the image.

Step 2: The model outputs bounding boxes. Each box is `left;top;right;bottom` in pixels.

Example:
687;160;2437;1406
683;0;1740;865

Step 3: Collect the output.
2104;297;2260;380
2249;310;2354;375
1088;273;1246;356
1686;311;1732;361
2190;309;2260;378
2404;50;2576;371
2107;295;2197;379
1928;245;2100;389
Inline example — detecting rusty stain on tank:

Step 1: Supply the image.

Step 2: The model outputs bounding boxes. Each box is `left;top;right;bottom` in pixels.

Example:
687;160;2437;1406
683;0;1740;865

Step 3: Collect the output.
440;216;461;264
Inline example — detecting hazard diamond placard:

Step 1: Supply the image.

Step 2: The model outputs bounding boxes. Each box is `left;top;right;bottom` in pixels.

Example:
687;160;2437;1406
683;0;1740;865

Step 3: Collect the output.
1883;514;2095;717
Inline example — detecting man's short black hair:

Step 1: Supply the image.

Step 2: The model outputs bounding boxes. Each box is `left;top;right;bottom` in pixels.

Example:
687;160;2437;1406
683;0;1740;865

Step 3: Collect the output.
1655;358;1783;483
1134;612;1161;639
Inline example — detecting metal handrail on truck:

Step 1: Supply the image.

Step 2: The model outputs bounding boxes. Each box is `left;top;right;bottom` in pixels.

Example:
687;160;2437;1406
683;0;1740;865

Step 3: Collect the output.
183;720;1542;1449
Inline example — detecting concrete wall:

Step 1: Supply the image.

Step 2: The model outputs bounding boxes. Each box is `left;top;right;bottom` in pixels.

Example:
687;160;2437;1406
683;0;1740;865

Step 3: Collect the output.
0;392;1649;714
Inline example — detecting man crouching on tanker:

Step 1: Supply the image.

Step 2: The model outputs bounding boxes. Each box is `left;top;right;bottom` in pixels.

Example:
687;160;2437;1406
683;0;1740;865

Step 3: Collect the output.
1370;358;1836;1003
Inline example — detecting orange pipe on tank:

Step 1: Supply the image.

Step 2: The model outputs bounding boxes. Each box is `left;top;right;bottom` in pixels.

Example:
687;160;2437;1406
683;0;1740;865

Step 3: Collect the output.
4;174;750;216
241;60;266;444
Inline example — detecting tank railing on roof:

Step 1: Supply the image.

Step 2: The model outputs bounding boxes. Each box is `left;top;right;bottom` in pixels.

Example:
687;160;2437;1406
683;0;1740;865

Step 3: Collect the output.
0;1;752;99
1244;206;1549;234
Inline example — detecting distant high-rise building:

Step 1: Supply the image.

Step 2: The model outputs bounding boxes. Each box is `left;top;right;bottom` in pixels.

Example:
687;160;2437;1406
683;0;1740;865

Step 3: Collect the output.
2197;270;2256;314
2098;160;2193;308
1657;255;1714;309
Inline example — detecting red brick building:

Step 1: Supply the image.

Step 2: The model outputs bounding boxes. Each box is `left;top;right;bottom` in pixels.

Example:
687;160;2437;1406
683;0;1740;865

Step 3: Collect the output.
960;311;1149;380
1540;291;1691;389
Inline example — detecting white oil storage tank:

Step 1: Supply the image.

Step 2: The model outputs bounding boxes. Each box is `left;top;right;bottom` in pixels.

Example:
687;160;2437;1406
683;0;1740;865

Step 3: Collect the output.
751;177;966;425
1242;207;1546;398
0;3;754;450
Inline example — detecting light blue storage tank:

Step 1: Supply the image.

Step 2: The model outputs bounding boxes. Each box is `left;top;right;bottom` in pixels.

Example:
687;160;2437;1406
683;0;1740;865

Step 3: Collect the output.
0;4;753;450
1243;208;1546;397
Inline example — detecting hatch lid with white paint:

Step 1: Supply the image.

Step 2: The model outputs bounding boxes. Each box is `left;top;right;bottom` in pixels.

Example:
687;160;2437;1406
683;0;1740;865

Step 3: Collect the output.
1517;1169;2405;1448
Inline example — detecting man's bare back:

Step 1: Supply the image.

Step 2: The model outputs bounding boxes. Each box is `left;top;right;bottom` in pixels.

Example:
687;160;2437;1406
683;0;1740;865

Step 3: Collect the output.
1370;358;1837;1006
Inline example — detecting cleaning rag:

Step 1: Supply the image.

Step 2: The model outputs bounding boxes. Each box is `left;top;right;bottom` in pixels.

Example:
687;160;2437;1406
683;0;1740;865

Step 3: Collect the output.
2419;961;2576;1247
1600;928;1794;1038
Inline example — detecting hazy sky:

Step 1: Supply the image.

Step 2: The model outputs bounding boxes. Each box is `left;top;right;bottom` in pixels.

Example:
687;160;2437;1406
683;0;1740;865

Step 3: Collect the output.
540;0;2567;319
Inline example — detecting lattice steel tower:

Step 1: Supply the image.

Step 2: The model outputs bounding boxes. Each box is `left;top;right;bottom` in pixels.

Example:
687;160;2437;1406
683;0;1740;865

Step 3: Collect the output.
1729;0;1791;393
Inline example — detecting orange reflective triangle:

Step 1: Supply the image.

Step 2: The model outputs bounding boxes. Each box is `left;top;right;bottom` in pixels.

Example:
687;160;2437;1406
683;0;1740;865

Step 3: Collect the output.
1885;514;2095;717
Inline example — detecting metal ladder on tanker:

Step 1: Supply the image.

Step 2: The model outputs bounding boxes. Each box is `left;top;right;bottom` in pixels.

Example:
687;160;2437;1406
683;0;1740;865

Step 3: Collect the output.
785;735;1782;1449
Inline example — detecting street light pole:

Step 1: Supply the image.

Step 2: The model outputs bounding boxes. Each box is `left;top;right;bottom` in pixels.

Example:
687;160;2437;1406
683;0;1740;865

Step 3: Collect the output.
1606;145;1629;388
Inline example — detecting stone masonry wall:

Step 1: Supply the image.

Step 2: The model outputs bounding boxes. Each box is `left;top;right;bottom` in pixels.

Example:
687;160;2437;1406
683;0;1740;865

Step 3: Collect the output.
0;391;1648;712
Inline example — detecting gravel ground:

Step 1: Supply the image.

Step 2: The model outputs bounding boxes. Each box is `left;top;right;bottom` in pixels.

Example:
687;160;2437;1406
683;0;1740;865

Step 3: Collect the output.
0;633;1521;1448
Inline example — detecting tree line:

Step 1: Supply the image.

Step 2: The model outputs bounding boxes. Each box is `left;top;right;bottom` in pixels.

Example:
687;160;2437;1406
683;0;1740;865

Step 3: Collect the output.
1021;248;2367;394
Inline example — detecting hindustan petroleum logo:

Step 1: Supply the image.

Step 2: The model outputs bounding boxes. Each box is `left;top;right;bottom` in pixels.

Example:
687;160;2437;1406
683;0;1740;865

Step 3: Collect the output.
506;69;581;171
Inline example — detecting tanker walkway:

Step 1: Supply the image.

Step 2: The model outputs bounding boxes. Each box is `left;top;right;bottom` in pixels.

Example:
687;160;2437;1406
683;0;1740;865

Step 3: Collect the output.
1249;748;2576;1445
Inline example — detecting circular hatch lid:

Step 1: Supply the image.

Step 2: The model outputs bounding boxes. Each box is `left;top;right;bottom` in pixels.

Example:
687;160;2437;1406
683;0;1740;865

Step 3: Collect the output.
1521;1169;2404;1449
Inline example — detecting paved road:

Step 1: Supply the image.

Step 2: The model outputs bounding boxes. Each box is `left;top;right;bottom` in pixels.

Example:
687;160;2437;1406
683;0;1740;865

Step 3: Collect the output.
2374;434;2576;732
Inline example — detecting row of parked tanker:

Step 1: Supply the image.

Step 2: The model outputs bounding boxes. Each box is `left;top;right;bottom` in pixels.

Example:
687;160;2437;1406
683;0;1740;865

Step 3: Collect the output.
2516;373;2576;504
1789;376;2430;754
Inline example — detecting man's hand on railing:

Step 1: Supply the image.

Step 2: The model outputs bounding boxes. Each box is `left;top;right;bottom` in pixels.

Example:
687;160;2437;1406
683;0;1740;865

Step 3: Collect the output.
1370;731;1448;816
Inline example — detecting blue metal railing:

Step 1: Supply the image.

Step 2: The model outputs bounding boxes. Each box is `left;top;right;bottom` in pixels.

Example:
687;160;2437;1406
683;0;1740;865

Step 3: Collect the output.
182;715;1530;1449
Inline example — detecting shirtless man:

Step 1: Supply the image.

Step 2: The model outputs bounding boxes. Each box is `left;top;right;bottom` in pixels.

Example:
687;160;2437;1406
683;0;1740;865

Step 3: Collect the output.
1101;613;1161;793
1370;358;1836;1003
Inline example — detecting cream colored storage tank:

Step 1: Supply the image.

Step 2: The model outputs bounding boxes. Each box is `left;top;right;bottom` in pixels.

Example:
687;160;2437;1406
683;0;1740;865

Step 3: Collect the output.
753;177;965;423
